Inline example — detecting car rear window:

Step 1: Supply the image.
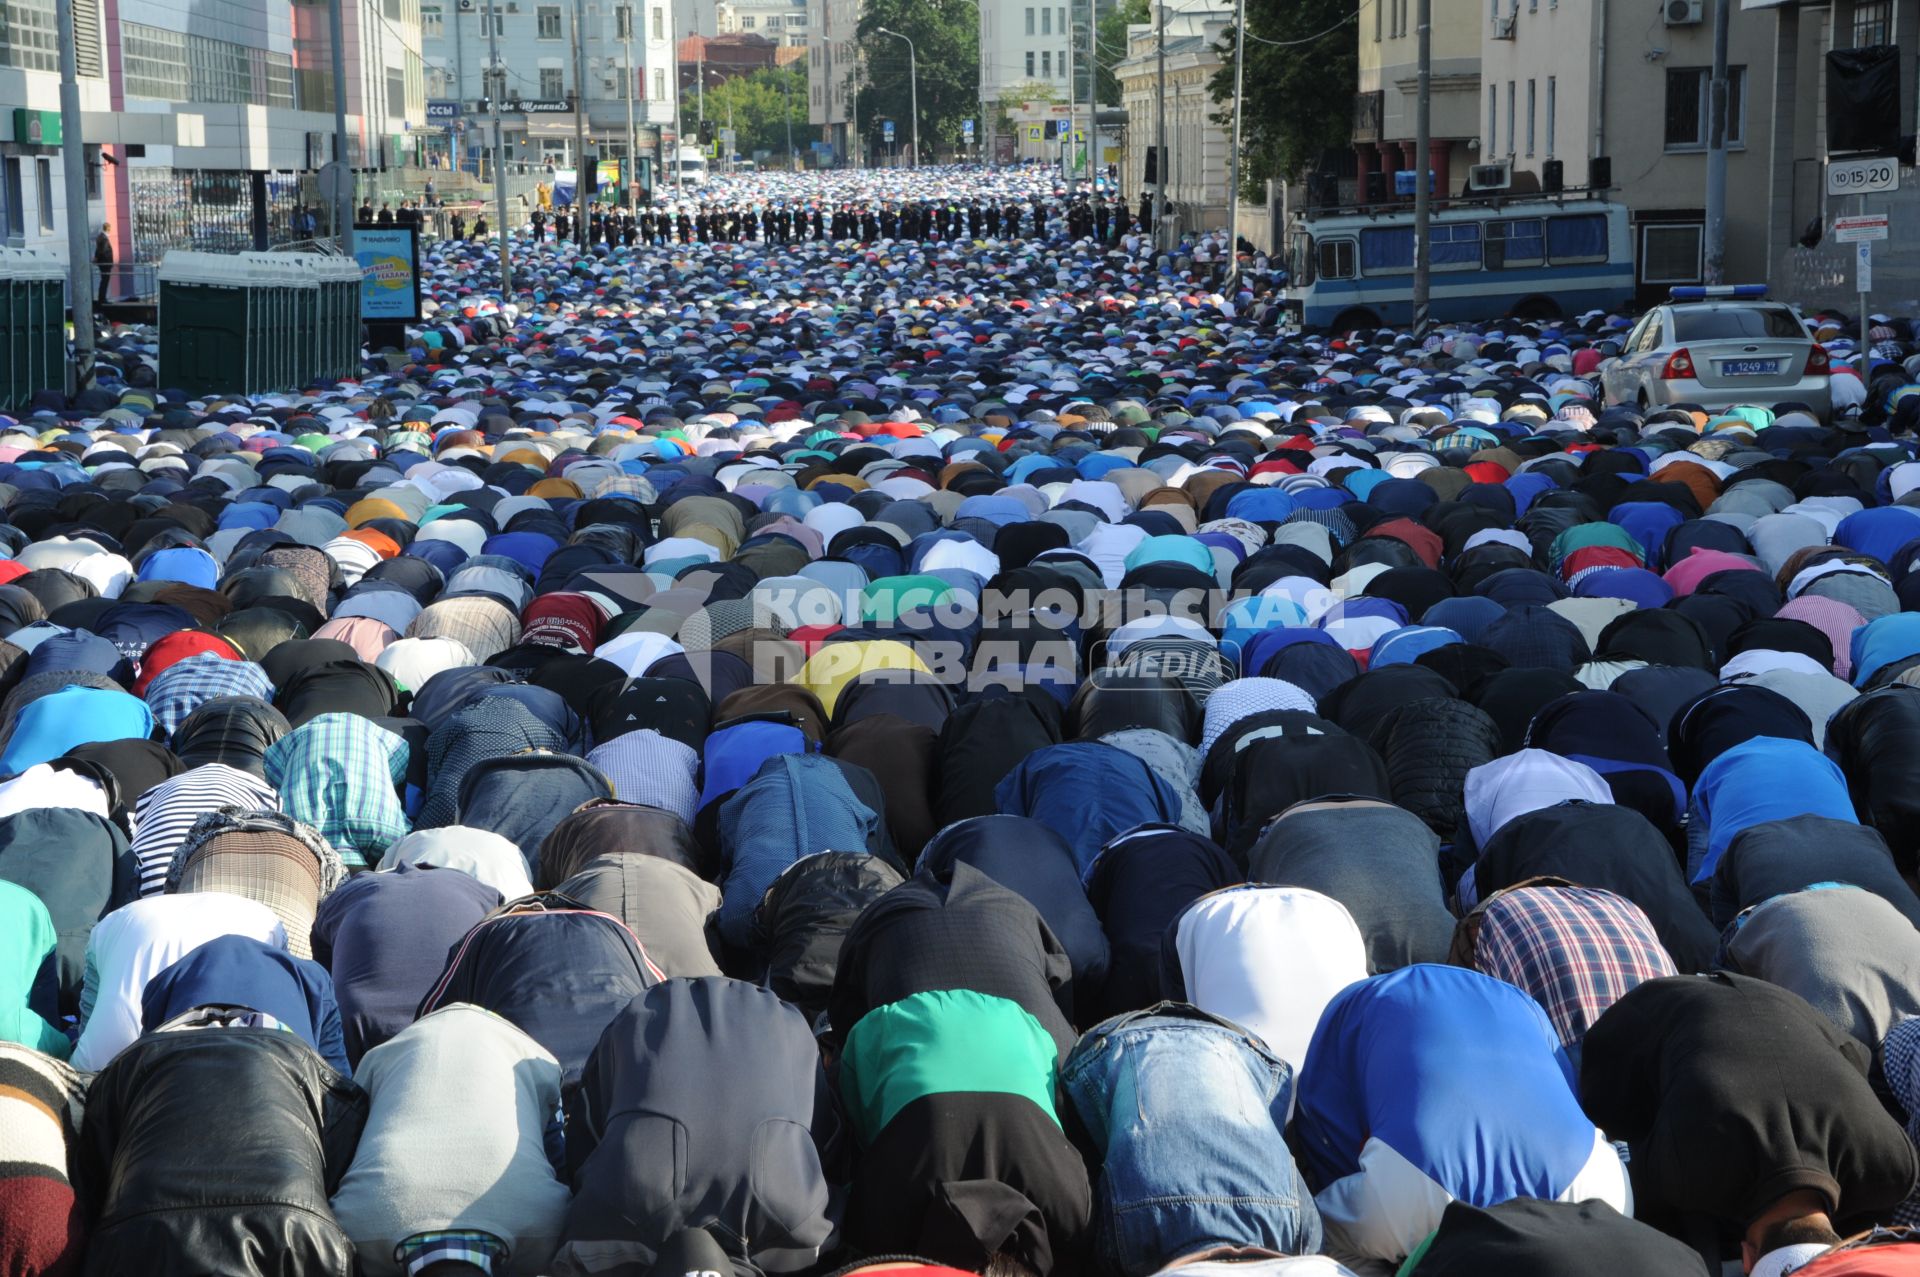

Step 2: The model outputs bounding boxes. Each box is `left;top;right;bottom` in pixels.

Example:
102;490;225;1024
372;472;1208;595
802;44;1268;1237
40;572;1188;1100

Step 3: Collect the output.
1670;307;1807;341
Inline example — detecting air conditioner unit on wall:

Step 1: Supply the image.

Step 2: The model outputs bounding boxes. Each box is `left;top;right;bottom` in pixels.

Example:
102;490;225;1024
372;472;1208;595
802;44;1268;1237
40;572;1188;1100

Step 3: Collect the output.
457;0;475;12
1665;0;1702;24
1468;161;1512;190
1491;12;1515;37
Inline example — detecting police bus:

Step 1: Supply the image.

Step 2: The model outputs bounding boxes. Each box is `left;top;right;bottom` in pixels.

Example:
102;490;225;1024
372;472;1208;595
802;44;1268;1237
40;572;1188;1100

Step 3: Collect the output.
1283;196;1634;332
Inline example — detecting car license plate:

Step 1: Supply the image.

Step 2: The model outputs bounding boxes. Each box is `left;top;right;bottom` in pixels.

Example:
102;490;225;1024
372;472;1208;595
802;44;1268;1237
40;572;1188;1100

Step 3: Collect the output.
1721;359;1782;376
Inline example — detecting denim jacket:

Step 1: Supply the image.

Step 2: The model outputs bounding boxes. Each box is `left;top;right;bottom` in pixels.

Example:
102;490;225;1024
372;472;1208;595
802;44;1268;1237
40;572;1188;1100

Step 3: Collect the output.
1062;1003;1322;1276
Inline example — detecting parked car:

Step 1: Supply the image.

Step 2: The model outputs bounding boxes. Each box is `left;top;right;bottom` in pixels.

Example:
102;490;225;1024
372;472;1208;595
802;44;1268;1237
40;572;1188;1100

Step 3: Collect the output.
1600;286;1832;419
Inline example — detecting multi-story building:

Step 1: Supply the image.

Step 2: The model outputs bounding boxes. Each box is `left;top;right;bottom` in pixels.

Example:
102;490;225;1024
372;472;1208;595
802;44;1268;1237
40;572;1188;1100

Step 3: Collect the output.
806;0;858;159
2;0;427;263
1114;0;1233;223
420;0;678;176
1353;0;1480;208
717;0;807;45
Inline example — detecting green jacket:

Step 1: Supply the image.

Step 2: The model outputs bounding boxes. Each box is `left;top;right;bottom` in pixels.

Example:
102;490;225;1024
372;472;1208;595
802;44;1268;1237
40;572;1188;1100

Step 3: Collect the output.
0;880;71;1059
838;988;1058;1143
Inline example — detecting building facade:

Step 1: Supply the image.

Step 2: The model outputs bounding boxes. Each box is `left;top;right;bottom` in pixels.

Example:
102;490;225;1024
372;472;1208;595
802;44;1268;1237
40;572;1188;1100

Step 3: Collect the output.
717;0;806;45
806;0;858;159
1114;2;1235;227
2;0;427;265
1353;0;1479;206
420;0;677;176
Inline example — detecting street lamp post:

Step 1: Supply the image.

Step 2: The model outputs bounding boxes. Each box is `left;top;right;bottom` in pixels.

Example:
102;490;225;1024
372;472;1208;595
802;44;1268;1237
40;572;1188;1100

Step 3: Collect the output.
875;27;918;166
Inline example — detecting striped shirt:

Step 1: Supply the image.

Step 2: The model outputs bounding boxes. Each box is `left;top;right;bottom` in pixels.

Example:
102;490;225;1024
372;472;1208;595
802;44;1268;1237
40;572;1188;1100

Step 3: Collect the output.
142;653;276;738
1473;885;1677;1055
130;764;281;896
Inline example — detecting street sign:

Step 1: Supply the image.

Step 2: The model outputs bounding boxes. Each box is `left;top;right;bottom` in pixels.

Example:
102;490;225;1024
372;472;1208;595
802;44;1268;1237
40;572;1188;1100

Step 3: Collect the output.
882;120;895;141
1028;124;1042;141
1858;241;1874;292
1834;213;1890;243
1828;154;1900;196
426;99;461;122
962;118;975;138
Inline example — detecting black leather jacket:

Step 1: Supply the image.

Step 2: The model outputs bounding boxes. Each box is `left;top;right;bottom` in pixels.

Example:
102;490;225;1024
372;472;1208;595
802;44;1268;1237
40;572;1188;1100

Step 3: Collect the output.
77;1027;367;1275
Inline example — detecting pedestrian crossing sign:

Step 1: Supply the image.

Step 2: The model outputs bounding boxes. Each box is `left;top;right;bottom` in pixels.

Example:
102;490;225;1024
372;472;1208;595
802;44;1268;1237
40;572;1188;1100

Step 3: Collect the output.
1028;125;1043;140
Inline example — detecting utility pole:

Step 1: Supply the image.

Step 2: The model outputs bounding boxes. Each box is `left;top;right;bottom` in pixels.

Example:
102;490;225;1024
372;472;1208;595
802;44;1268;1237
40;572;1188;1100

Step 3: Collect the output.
573;0;589;246
1065;0;1076;193
1153;0;1166;250
624;15;637;195
1223;0;1245;291
486;0;512;291
1703;0;1730;282
671;0;685;186
1410;0;1432;334
331;0;355;251
55;0;92;393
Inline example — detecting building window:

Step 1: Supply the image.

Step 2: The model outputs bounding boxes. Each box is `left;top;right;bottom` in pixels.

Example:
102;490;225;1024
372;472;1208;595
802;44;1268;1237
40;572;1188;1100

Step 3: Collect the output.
1041;6;1050;33
654;67;665;97
537;4;562;38
1373;0;1380;40
741;14;754;25
652;6;663;36
615;4;631;35
1664;65;1746;150
1026;50;1035;75
1487;83;1497;152
35;158;52;232
1852;0;1890;45
422;3;442;34
1546;75;1555;157
1525;78;1535;155
540;65;565;96
1505;80;1515;156
1058;6;1066;35
387;66;407;116
1042;49;1051;76
1025;6;1034;34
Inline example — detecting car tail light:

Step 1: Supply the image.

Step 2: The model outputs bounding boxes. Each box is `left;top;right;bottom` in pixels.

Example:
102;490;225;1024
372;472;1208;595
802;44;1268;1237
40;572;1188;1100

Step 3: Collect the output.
1660;348;1695;379
1806;344;1831;376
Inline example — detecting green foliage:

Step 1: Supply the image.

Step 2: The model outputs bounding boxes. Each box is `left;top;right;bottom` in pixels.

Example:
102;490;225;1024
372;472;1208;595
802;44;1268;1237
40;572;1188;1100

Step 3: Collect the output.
697;65;808;158
1093;0;1147;106
1208;0;1357;195
855;0;981;158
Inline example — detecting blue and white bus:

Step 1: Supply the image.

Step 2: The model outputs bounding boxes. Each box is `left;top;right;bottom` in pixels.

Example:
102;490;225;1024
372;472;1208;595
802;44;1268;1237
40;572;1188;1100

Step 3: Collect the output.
1283;197;1634;332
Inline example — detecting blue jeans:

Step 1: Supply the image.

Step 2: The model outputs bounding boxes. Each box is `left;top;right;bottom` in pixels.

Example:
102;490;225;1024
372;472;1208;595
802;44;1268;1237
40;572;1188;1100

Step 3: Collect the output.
1061;1003;1322;1277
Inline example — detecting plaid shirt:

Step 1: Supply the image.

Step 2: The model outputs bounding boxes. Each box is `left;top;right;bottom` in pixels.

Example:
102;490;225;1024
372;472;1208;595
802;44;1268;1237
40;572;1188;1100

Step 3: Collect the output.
263;713;410;871
395;1231;509;1277
143;654;275;737
1473;886;1676;1053
587;730;700;824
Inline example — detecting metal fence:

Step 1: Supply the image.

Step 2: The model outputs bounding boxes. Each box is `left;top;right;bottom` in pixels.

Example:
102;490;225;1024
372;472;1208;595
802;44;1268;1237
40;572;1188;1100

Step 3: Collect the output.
128;168;316;259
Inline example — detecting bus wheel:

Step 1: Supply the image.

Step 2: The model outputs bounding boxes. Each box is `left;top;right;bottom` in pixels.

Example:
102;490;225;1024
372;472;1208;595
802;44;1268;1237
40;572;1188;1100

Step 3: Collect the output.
1330;308;1381;335
1510;296;1562;322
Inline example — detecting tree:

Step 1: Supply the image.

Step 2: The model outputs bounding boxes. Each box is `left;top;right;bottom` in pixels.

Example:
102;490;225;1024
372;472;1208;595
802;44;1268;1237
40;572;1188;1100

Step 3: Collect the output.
1208;0;1357;198
1093;0;1147;106
855;0;980;160
701;65;809;159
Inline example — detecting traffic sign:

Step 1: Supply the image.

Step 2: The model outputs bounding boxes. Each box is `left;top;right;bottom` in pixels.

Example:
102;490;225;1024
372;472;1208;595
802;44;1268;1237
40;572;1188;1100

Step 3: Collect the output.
318;161;353;205
1858;242;1874;292
1028;124;1042;140
1828;155;1900;196
1834;213;1890;243
962;118;974;138
882;120;895;140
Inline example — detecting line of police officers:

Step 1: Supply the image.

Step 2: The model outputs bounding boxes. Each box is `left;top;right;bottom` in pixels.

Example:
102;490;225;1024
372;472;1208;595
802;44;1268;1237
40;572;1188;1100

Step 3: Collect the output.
519;195;1134;247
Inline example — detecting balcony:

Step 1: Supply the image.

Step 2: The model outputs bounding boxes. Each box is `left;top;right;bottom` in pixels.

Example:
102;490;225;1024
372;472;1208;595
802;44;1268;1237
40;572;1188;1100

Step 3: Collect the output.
1352;90;1383;143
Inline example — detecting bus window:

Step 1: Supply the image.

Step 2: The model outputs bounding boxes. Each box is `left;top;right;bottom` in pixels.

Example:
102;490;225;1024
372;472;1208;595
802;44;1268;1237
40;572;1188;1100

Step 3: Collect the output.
1485;218;1544;269
1317;238;1356;279
1432;222;1481;270
1359;226;1414;274
1290;231;1315;285
1546;213;1608;263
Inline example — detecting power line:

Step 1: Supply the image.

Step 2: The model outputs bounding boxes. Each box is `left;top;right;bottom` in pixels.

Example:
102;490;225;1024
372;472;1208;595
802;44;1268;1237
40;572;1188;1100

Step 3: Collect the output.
1241;0;1368;47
